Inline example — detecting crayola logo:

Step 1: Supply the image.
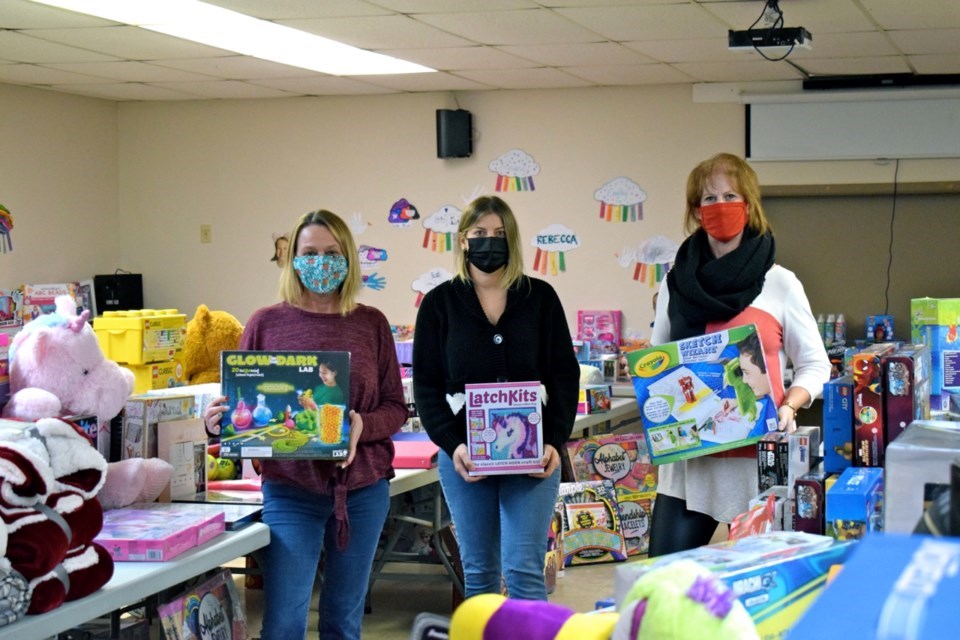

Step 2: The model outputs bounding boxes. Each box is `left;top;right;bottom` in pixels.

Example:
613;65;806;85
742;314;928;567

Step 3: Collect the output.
633;351;670;377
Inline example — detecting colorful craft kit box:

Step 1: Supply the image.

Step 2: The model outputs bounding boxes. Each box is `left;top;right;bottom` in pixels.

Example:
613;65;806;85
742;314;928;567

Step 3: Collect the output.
916;323;960;412
865;314;895;342
851;342;897;467
95;506;225;562
556;480;628;566
218;351;351;460
614;531;855;640
910;296;960;343
789;534;960;640
576;309;621;356
565;432;657;555
577;384;612;415
824;466;884;541
882;343;931;444
625;324;778;464
465;380;543;475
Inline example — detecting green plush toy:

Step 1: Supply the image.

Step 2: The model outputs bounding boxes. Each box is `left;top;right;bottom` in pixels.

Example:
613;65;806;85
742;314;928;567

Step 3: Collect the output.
613;559;759;640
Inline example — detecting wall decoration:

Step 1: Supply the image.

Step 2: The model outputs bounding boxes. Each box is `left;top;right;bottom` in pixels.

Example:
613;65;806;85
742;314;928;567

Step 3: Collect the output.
530;223;581;276
411;268;453;307
358;245;389;291
422;205;462;253
0;203;13;253
460;185;488;206
388;198;420;227
616;235;679;287
349;211;371;236
270;232;289;267
489;149;539;192
594;177;647;222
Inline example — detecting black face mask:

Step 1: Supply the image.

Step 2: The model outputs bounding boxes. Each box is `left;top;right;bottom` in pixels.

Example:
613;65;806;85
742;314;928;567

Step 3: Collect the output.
466;237;509;274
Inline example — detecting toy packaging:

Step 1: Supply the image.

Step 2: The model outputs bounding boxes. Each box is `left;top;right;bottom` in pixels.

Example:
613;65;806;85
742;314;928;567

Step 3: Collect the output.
614;531;855;640
218;350;351;460
92;309;187;365
865;314;895;342
576;309;621;356
126;358;186;394
916;323;960;412
794;463;832;535
788;534;960;640
748;485;789;531
564;432;658;555
883;343;931;444
756;427;820;498
555;480;628;565
95;506;225;562
884;420;960;533
571;339;592;362
157;418;207;502
121;393;196;460
910;296;960;343
625;324;778;464
158;568;247;640
851;342;897;466
824;466;884;541
577;383;612;414
20;282;77;322
822;375;854;474
465;381;543;475
0;288;23;330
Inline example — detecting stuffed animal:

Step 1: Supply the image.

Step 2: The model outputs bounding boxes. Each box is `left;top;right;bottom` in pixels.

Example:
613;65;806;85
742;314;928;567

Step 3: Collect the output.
450;593;618;640
183;304;243;385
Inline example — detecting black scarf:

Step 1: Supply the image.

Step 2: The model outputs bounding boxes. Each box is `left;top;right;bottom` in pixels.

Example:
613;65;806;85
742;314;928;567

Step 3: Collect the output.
666;228;776;340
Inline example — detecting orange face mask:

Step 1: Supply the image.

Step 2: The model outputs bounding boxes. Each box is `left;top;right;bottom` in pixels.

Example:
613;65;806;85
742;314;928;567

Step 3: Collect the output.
699;201;747;242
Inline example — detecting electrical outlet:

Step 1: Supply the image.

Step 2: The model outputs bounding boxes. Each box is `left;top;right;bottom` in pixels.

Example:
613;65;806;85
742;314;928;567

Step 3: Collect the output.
200;224;212;244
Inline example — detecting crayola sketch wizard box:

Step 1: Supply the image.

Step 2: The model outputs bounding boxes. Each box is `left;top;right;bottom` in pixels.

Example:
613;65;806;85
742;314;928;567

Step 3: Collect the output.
465;381;544;475
218;351;350;460
625;324;778;464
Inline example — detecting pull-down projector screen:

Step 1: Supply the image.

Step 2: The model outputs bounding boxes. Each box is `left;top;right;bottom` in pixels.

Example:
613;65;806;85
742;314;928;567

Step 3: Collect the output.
746;97;960;161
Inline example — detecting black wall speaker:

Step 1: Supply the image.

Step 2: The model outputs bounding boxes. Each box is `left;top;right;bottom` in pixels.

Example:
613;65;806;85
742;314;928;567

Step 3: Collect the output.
436;109;472;158
94;273;144;314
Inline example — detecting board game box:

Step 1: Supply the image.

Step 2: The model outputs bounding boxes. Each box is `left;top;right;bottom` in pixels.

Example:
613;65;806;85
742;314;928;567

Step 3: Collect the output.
218;350;350;460
158;568;247;640
625;324;779;464
465;381;544;476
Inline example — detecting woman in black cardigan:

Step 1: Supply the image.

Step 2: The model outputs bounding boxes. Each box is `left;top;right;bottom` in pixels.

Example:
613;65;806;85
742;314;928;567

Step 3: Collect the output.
413;195;580;600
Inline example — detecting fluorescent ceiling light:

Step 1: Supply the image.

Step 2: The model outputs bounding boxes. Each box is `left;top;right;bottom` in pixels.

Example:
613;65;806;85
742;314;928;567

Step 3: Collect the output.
30;0;436;76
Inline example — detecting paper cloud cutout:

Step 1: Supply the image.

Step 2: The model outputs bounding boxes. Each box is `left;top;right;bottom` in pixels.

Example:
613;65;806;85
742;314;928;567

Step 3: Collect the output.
594;177;647;206
531;223;581;252
412;268;454;307
489;149;540;178
423;205;462;233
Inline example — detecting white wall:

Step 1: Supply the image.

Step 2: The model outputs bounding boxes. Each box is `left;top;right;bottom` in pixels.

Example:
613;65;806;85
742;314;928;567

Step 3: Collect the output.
115;84;742;336
0;83;119;286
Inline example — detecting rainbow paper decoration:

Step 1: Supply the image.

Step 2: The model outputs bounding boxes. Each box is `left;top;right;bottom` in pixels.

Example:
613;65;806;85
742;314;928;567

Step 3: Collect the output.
594;177;646;223
489;149;540;193
633;262;672;286
422;204;462;253
495;174;536;192
599;201;643;222
533;248;566;275
617;235;679;287
0;203;13;253
411;267;453;307
530;223;580;277
423;230;455;252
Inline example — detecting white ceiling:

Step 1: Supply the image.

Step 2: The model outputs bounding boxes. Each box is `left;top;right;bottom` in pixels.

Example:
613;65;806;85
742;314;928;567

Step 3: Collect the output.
1;0;958;101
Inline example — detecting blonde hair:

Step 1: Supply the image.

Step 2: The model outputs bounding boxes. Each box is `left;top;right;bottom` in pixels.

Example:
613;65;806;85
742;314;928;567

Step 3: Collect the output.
683;153;772;237
453;196;525;289
278;210;362;315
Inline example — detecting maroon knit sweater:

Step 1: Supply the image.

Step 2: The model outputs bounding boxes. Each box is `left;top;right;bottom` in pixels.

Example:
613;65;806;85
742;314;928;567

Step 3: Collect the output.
239;302;406;502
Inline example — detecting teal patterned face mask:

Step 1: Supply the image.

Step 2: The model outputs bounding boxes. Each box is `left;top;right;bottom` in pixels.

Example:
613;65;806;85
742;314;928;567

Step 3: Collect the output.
293;254;349;295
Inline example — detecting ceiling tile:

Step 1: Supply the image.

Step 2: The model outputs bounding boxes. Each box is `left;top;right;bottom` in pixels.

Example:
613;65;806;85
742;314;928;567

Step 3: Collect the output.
150;56;316;80
46;61;217;83
910;54;960;74
888;29;960;55
455;67;594;89
563;63;696;85
787;32;898;60
150;80;298;99
673;60;805;82
249;75;401;96
205;0;393;19
25;26;232;60
554;4;728;41
498;42;656;66
414;9;601;45
701;0;876;35
0;62;115;85
801;56;913;77
344;71;494;92
370;0;538;11
375;46;536;70
279;14;473;49
1;0;116;28
44;82;201;101
860;0;960;30
0;31;119;63
626;37;740;64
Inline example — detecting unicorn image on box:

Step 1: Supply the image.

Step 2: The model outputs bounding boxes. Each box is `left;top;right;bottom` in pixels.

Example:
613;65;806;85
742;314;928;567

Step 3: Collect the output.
490;410;538;460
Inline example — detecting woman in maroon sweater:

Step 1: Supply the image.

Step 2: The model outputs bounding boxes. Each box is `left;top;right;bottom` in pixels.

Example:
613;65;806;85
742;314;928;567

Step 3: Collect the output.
204;210;406;640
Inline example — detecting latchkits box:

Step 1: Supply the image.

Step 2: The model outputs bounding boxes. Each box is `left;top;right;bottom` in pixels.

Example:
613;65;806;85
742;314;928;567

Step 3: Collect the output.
626;324;778;465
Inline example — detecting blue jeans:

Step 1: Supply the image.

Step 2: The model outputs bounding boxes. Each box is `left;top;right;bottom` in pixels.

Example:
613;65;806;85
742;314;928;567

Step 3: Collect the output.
438;451;561;600
260;479;389;640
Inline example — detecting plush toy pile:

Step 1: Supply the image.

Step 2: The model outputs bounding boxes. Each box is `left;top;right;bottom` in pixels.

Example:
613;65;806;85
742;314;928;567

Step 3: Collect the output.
0;295;171;623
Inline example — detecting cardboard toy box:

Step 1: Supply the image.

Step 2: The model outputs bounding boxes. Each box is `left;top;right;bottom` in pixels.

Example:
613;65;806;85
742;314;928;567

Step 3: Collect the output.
625;324;778;465
565;432;657;555
465;381;544;475
218;351;351;461
910;296;960;343
915;323;960;412
577;384;613;415
556;480;628;566
883;343;931;445
756;427;820;498
157;418;207;502
823;375;854;474
795;463;832;535
576;309;621;356
788;534;960;640
121;394;196;460
127;358;186;394
614;531;855;640
884;420;960;533
852;342;897;467
93;309;187;365
866;314;895;342
825;466;884;541
95;506;225;562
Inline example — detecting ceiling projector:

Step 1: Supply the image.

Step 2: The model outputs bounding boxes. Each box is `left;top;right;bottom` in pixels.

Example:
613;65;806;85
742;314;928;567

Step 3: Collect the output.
728;27;812;52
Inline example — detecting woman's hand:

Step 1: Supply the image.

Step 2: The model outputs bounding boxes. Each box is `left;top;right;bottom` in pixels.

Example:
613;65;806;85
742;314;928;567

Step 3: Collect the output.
777;404;798;433
530;444;560;479
203;396;229;436
338;410;364;469
452;443;483;482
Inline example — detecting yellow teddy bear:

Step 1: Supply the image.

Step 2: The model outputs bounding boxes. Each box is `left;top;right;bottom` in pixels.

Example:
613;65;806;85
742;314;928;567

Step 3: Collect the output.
183;304;243;384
